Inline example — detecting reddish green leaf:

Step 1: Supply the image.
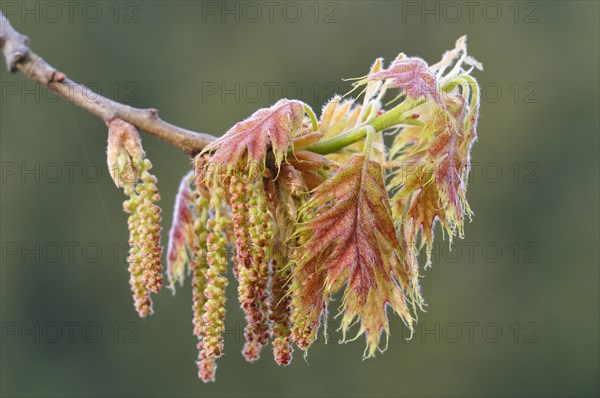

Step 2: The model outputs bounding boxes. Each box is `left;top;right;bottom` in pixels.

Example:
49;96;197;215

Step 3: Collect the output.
201;99;305;171
292;155;416;357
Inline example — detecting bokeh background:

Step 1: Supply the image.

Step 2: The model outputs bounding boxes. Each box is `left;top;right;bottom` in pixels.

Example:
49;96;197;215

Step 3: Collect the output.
1;1;598;397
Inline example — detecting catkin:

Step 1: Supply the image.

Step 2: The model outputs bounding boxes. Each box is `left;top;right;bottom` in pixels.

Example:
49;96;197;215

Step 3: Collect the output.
228;174;262;361
191;191;213;382
228;175;251;270
290;305;313;351
196;340;216;383
241;178;272;361
290;211;317;351
137;163;163;294
122;160;162;317
269;258;293;365
192;194;209;339
200;187;229;372
109;120;163;318
124;188;153;318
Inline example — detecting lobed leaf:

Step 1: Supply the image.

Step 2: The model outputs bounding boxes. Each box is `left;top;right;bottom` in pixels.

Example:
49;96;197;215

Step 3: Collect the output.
292;155;417;357
201;99;306;172
389;83;480;283
369;55;441;103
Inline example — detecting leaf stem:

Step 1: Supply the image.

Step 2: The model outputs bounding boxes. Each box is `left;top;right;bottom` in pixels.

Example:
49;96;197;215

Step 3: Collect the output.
303;104;318;132
303;100;425;155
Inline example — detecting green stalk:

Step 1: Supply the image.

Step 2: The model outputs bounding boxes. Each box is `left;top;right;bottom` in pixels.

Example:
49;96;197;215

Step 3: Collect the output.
303;104;318;132
302;100;425;155
304;126;370;155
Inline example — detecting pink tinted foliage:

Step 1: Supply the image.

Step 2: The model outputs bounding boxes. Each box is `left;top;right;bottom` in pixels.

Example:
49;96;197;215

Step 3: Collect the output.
369;56;441;102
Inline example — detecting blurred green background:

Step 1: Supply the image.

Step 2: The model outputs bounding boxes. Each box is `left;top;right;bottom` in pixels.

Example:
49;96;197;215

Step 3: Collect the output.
1;1;598;397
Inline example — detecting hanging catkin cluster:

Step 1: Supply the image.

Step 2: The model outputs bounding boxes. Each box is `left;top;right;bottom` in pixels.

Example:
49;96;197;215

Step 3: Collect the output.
200;189;230;377
190;187;212;380
107;37;482;383
240;176;272;361
107;119;163;317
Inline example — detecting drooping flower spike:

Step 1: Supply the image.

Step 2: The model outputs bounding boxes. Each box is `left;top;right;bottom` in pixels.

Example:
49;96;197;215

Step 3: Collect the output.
107;119;163;317
104;37;482;382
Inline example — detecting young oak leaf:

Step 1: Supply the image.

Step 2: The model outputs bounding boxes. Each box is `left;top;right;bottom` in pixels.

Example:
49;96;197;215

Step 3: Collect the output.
292;155;415;357
368;55;441;103
388;87;479;284
403;181;447;272
426;94;476;234
165;171;196;293
201;99;306;172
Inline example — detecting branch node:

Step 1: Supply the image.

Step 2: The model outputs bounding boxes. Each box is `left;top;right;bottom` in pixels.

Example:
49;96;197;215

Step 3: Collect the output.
51;71;66;83
1;15;30;72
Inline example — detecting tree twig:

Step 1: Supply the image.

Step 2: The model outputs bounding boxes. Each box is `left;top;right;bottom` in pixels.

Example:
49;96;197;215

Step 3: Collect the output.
0;11;216;156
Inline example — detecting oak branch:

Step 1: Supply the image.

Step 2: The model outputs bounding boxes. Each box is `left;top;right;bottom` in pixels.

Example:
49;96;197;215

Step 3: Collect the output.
0;11;216;155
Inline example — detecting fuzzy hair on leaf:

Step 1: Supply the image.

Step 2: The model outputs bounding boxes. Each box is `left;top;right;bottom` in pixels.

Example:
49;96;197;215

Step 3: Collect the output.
291;155;418;357
201;99;307;172
105;36;483;383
